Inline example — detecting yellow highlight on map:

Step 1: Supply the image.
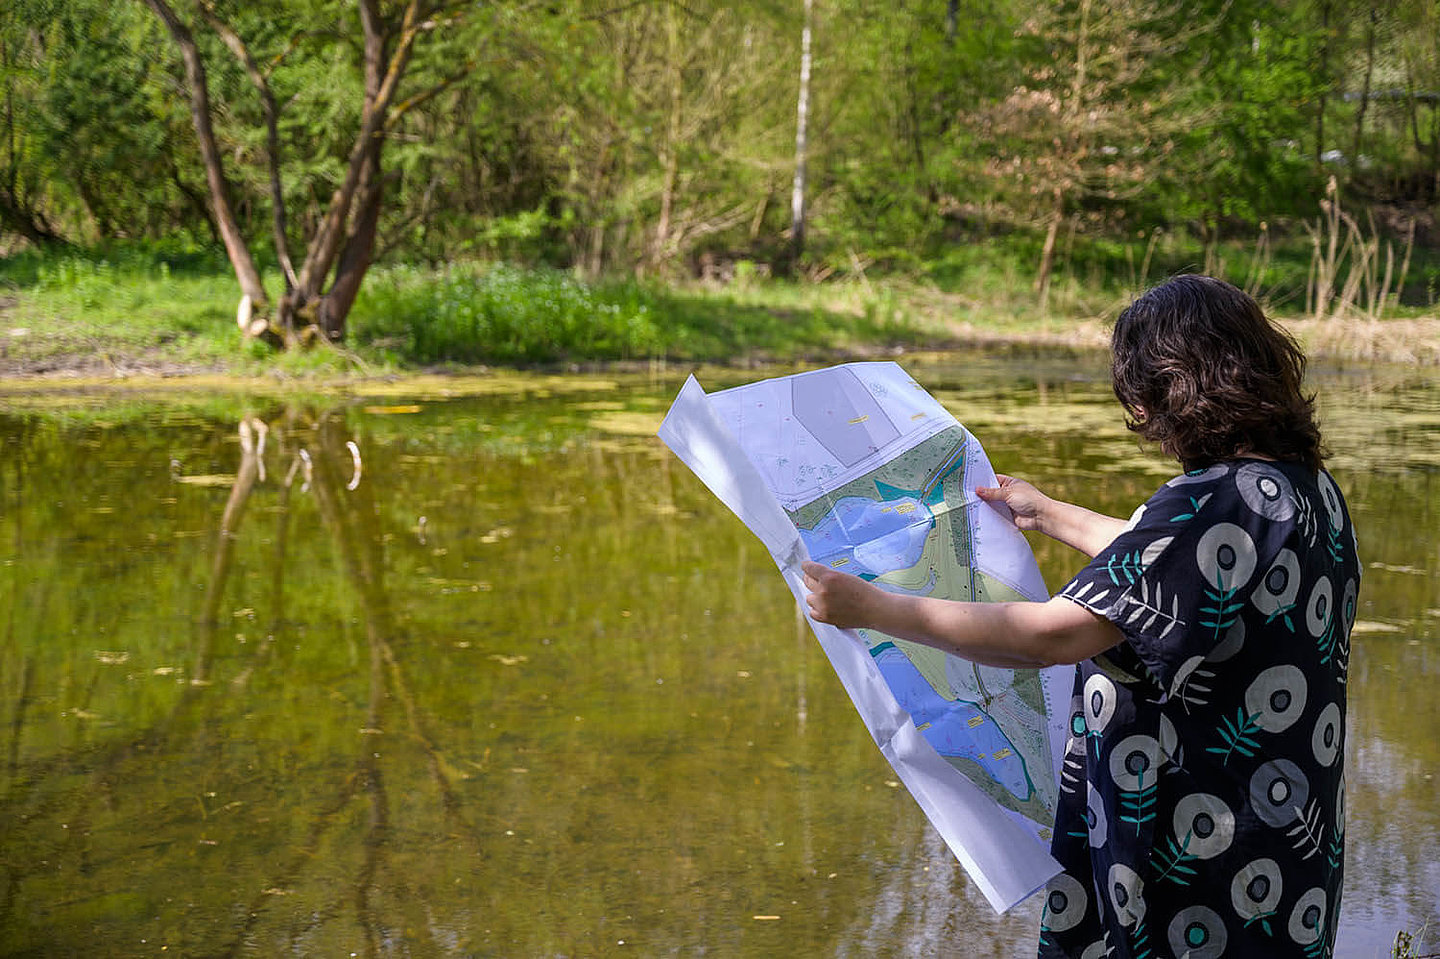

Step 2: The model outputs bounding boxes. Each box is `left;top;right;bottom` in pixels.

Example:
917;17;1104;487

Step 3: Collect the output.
847;414;870;425
895;503;916;514
993;748;1013;760
830;557;850;568
966;716;985;728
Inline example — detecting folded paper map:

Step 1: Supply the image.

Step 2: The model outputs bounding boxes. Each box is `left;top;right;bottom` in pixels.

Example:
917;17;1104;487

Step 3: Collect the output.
658;361;1069;912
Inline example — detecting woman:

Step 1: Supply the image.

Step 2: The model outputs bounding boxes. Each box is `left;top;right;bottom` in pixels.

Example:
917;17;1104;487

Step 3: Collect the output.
803;275;1358;959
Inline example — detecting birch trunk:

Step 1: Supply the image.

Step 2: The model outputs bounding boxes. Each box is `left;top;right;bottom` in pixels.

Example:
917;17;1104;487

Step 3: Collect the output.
652;4;682;270
789;0;813;264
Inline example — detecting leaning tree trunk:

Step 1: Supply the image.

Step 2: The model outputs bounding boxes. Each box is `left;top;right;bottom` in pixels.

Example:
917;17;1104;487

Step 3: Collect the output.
1034;188;1065;302
199;2;298;293
321;155;392;341
140;0;269;314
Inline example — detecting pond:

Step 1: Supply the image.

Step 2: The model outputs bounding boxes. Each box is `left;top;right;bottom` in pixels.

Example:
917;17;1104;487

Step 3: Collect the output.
0;353;1436;958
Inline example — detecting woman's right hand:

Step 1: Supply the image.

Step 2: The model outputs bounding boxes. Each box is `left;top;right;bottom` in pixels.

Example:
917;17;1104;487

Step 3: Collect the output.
976;474;1051;534
979;474;1128;558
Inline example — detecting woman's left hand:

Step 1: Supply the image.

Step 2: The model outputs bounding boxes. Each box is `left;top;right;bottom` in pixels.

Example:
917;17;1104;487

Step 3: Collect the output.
802;561;887;629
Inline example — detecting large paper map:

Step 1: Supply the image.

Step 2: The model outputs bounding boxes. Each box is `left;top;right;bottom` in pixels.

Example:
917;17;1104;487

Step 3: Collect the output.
658;362;1070;912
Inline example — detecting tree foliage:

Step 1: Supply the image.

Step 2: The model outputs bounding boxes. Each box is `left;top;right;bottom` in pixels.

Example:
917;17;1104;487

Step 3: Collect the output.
3;0;1440;319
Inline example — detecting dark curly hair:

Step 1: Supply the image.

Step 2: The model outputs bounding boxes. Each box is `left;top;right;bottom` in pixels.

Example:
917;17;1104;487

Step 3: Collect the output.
1110;275;1325;473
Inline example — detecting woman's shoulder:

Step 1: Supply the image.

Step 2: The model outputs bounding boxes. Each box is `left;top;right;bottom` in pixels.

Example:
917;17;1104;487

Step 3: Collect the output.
1137;459;1358;572
1131;458;1332;534
1154;458;1332;500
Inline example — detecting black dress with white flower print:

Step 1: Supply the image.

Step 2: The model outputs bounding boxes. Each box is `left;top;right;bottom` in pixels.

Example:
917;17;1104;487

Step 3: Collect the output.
1037;460;1359;959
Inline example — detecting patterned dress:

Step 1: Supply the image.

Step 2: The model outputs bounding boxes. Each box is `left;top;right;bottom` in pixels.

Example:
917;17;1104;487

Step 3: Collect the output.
1037;460;1359;959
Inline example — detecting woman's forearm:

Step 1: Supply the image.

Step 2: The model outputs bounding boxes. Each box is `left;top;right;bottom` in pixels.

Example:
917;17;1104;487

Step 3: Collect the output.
1037;499;1128;558
860;590;1121;668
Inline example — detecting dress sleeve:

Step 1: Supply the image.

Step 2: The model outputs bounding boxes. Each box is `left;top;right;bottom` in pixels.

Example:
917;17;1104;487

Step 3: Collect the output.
1058;464;1277;689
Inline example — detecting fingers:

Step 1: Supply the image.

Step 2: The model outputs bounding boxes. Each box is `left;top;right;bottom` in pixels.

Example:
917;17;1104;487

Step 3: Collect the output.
802;560;824;588
802;562;826;621
978;475;1022;501
802;561;835;623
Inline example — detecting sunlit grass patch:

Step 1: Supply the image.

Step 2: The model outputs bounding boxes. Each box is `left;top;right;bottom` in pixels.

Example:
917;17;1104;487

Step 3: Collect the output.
352;264;666;364
350;262;937;365
0;241;244;367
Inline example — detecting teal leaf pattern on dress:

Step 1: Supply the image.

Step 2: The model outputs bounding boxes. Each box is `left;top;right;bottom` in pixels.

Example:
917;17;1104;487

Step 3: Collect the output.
1326;525;1345;566
1169;493;1209;522
1318;617;1338;665
1242;911;1277;938
1119;776;1158;833
1130;917;1155;959
1265;602;1298;633
1326;833;1343;872
1103;549;1146;586
1200;581;1246;640
1151;830;1198;886
1206;707;1263;764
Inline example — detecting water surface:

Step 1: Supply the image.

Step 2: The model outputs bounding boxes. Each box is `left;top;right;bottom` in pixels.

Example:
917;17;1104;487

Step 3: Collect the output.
1;355;1436;957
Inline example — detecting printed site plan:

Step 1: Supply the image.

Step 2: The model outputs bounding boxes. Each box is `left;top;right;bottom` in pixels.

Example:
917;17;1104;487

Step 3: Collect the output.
659;362;1073;912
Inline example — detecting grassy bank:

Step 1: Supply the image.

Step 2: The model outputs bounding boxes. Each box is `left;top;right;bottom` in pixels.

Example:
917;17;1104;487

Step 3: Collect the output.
1;238;1438;380
0;242;940;378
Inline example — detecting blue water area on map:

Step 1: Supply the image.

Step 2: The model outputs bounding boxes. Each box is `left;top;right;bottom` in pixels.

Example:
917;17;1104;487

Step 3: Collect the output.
799;495;932;578
871;643;1033;803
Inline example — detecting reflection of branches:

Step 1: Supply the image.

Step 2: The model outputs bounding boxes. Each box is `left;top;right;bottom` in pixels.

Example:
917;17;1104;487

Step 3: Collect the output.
214;771;370;959
1;413;278;939
354;625;389;959
196;416;267;683
237;410;470;950
0;414;272;924
6;657;32;779
209;408;390;959
5;418;38;783
5;407;479;953
305;413;466;821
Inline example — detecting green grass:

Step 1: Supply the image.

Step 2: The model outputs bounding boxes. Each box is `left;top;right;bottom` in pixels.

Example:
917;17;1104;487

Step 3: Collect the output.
1394;925;1439;959
0;241;239;366
0;242;941;374
3;234;1439;378
351;263;931;366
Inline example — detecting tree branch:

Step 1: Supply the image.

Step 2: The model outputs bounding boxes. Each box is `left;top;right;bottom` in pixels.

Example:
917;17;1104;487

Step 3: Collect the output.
139;0;268;309
384;62;477;128
197;0;299;291
296;0;423;302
